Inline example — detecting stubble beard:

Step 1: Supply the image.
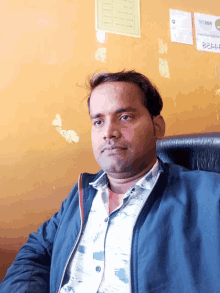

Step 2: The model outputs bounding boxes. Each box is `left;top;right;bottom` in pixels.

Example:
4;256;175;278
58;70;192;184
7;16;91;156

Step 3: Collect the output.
97;152;136;175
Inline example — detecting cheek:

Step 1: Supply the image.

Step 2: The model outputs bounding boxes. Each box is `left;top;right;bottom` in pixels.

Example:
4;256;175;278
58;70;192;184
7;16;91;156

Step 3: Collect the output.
121;128;135;141
123;126;145;142
128;126;154;148
91;132;100;152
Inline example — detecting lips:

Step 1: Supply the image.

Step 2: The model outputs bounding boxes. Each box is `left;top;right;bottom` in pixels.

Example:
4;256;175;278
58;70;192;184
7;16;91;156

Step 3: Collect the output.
102;146;127;153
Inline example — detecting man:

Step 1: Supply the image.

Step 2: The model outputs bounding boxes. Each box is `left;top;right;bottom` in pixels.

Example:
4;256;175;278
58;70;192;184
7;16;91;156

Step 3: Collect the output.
1;70;220;293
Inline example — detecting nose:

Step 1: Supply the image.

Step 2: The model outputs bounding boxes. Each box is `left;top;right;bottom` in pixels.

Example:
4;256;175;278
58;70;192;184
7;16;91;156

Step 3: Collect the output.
103;121;121;140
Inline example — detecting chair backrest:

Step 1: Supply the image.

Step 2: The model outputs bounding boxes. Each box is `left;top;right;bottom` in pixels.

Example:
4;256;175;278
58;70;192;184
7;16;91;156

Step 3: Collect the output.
156;133;220;174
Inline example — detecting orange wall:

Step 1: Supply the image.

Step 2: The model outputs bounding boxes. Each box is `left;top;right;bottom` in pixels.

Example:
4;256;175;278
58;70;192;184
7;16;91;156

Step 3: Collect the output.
0;0;220;280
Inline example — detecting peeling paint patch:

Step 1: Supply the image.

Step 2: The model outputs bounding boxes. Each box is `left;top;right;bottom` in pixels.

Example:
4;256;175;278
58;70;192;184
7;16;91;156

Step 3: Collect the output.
159;58;170;78
76;82;87;89
56;127;79;143
158;39;168;54
216;66;220;78
215;89;220;95
52;114;62;127
172;97;177;107
52;114;79;143
96;30;106;43
95;48;106;63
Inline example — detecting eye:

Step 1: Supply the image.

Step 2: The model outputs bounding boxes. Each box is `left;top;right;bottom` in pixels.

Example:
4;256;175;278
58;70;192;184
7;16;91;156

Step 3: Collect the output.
93;120;103;126
120;114;132;121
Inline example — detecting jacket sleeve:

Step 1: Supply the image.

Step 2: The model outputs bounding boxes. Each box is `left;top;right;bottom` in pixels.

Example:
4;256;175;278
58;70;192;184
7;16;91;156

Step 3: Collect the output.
0;197;68;293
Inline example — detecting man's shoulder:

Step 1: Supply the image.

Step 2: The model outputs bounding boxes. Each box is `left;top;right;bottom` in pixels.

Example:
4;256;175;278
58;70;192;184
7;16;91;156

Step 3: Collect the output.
161;161;220;190
157;161;220;216
163;161;220;178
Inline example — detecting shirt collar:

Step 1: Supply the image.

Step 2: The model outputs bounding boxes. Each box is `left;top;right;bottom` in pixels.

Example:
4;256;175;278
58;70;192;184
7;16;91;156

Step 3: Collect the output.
89;159;162;191
136;159;161;190
89;171;108;190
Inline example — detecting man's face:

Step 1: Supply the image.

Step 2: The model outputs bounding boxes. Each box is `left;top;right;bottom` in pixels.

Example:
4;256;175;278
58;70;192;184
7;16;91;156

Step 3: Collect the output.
90;82;161;176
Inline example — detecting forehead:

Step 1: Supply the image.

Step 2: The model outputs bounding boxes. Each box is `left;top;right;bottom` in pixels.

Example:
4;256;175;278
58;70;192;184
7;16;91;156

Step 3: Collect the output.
89;82;144;114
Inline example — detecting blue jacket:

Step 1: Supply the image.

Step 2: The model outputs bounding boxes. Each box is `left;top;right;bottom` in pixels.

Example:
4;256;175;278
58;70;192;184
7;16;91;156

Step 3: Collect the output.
1;161;220;293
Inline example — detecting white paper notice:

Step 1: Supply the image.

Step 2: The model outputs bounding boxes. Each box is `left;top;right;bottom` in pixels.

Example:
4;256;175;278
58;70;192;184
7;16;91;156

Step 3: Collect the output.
194;13;220;53
96;0;140;37
170;9;193;45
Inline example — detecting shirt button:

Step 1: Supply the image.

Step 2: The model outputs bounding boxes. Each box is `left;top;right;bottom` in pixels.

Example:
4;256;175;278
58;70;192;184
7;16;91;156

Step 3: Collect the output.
104;217;108;222
96;266;101;272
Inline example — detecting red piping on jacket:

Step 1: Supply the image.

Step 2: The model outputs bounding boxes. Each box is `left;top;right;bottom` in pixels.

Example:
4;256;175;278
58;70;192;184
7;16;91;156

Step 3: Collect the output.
78;173;84;224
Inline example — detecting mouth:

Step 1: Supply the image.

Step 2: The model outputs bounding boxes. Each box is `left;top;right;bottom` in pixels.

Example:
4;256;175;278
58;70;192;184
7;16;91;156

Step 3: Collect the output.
102;147;127;154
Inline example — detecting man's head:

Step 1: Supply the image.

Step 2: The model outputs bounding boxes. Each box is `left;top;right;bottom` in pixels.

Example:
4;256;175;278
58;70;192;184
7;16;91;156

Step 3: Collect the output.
88;70;165;178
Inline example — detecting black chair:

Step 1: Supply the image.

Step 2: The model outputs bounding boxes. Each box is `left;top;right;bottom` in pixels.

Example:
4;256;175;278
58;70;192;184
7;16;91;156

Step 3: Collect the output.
156;133;220;174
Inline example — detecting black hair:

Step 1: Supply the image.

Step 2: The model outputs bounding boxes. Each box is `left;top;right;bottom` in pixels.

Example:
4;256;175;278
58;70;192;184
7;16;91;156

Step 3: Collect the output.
87;70;163;117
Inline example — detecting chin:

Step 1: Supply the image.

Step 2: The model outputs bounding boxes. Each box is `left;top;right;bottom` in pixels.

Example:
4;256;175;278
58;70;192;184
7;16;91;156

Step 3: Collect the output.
97;155;136;173
101;165;122;173
100;162;135;174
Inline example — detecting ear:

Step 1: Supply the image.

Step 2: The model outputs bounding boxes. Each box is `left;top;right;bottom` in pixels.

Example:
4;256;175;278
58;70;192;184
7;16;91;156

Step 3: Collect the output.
152;115;166;139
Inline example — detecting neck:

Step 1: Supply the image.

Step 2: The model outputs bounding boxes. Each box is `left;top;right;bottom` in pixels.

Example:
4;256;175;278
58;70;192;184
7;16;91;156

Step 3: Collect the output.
107;158;157;194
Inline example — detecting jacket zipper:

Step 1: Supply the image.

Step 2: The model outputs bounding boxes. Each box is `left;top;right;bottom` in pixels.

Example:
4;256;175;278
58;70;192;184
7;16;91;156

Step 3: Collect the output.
56;173;84;293
130;170;162;293
130;203;147;293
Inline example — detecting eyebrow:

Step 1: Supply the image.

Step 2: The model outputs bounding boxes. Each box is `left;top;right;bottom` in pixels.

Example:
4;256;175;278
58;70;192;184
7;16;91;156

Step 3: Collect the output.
90;107;138;120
